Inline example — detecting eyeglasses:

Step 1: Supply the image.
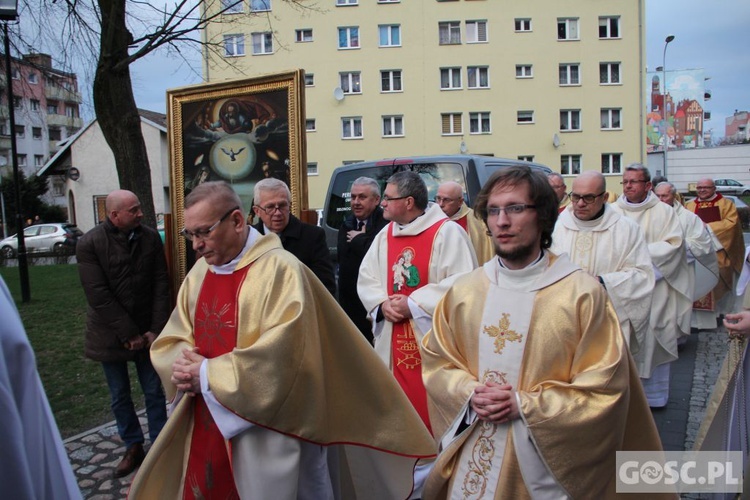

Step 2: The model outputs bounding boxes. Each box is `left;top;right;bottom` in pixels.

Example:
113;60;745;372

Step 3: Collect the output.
382;195;409;202
487;204;537;217
434;196;460;204
180;206;238;241
620;180;648;186
254;202;290;215
696;186;714;190
570;192;606;204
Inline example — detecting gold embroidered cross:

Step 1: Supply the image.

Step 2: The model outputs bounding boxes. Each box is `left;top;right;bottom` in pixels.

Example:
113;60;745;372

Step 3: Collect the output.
482;313;522;354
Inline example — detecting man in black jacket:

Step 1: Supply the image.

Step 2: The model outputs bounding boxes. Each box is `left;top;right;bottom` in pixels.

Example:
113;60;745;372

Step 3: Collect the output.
252;178;336;295
337;177;388;343
76;190;170;478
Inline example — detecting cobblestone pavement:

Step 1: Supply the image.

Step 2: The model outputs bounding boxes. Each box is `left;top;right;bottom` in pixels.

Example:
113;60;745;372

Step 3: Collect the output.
63;326;733;499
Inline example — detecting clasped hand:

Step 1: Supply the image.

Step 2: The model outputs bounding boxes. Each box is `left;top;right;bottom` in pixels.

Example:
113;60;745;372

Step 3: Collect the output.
470;381;520;424
382;294;412;323
170;348;205;395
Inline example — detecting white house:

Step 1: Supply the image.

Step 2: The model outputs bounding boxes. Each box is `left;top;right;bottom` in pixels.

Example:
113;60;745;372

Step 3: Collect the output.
38;109;170;233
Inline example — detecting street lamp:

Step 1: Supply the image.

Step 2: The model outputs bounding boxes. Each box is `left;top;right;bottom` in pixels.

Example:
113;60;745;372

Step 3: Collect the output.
1;0;30;303
662;34;675;178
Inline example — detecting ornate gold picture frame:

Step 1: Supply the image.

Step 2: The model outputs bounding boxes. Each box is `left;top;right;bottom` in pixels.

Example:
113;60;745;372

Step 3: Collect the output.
167;70;307;287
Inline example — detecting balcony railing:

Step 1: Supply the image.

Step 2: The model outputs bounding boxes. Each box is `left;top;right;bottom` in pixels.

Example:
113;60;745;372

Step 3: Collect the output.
47;113;83;128
45;85;82;103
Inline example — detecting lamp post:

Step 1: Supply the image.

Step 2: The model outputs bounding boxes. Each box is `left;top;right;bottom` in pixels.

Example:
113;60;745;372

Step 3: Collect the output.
662;34;675;178
1;0;30;303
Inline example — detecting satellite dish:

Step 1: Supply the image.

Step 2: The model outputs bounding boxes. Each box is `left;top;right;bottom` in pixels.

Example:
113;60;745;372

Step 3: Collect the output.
552;133;561;148
333;87;345;101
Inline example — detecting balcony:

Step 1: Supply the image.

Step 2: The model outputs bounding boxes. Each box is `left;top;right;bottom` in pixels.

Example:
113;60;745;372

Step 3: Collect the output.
45;85;82;103
0;134;10;151
47;113;83;129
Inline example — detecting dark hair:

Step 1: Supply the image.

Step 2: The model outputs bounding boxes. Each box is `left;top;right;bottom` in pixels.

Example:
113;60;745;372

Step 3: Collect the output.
387;171;428;210
474;166;558;250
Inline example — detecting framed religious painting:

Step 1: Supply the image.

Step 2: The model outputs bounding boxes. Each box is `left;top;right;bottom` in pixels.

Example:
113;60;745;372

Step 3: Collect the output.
167;69;307;288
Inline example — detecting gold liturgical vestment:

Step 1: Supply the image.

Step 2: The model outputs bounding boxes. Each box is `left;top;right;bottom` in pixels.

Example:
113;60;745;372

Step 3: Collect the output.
450;204;494;265
422;253;665;499
129;233;435;499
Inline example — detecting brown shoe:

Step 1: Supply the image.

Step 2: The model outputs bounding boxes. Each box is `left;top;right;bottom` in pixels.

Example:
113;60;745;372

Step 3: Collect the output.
114;443;145;478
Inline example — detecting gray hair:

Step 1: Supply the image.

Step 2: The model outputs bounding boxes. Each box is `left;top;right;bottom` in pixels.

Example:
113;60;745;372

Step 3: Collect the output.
254;178;291;203
386;171;428;210
186;181;244;215
547;172;564;183
655;181;676;196
625;163;651;182
352;177;381;198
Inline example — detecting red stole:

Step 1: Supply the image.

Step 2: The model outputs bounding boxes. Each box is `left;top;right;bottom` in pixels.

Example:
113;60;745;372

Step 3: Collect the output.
183;267;249;500
454;214;468;232
692;193;723;224
386;218;447;433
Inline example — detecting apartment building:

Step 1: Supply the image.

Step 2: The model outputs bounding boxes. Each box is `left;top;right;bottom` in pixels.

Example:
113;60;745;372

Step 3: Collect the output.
0;53;84;196
203;0;646;208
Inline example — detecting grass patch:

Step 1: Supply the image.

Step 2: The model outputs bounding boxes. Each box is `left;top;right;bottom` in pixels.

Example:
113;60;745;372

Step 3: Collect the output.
1;264;144;438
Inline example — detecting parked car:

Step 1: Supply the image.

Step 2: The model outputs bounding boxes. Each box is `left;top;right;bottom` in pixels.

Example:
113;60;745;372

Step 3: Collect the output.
714;178;750;196
0;223;83;258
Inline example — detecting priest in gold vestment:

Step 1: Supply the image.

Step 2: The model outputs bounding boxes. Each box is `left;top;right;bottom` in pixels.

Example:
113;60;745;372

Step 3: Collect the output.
422;167;664;499
129;182;435;500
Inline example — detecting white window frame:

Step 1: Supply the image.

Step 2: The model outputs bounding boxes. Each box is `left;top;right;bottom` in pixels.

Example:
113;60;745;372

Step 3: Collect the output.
306;119;316;131
379;24;401;47
342;117;363;139
251;32;273;55
30;99;40;111
518;155;534;162
559;63;580;86
467;66;489;89
304;73;314;86
601;153;622;174
224;34;245;57
599;16;620;39
11;68;19;80
28;72;38;84
338;27;360;49
601;108;622;130
557;18;579;41
340;72;361;94
600;62;621;85
295;29;313;43
221;0;244;13
514;18;531;32
469;112;491;134
17;154;27;167
307;162;318;176
382;115;404;137
517;110;534;124
441;113;462;135
515;64;533;79
14;124;24;137
439;21;461;45
440;67;462;90
466;20;488;43
561;155;581;176
381;70;402;92
378;0;399;3
32;126;43;140
34;155;44;167
336;0;357;5
560;109;581;132
250;0;271;11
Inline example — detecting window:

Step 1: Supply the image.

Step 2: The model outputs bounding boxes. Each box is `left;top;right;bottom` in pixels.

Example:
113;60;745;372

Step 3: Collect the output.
599;16;620;39
49;128;61;141
12;96;21;108
379;24;401;47
467;66;489;88
560;110;581;131
250;0;271;11
340;72;361;94
224;34;245;56
561;155;581;176
0;121;7;135
252;32;273;54
32;127;42;139
342;117;363;139
11;68;19;79
559;63;580;85
601;108;622;129
514;18;531;32
65;106;78;118
306;119;316;131
14;124;24;137
30;99;40;111
34;155;44;167
47;101;58;114
51;177;64;197
469;112;491;134
336;0;357;5
338;27;359;49
518;155;534;162
600;62;621;84
295;29;313;42
17;154;27;167
440;67;462;90
28;72;38;84
382;115;404;137
304;73;314;86
381;70;402;92
439;21;461;45
515;65;533;78
517;110;534;124
557;18;579;40
466;20;487;43
441;113;462;135
221;0;243;13
307;163;318;176
378;0;399;3
601;153;622;174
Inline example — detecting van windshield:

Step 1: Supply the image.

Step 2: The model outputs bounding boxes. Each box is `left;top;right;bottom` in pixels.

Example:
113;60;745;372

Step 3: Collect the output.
325;162;465;230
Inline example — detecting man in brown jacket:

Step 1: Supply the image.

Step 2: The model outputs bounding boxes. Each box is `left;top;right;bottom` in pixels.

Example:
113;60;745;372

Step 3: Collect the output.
76;190;170;478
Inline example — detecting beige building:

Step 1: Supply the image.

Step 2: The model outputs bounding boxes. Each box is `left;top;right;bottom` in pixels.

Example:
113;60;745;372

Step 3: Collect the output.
203;0;646;208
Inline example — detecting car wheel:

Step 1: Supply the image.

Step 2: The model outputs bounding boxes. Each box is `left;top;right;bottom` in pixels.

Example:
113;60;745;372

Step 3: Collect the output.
741;190;750;196
53;242;67;255
1;246;16;258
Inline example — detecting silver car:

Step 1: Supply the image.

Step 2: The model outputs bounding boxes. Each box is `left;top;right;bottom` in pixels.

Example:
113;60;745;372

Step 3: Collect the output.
1;223;83;258
714;178;750;196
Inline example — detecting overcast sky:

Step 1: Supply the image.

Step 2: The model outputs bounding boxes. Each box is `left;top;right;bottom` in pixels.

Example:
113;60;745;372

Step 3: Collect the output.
120;1;749;140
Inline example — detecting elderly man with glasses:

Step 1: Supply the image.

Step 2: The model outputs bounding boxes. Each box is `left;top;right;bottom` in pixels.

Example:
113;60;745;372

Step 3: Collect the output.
251;178;336;295
611;163;690;408
551;171;654;352
435;181;494;264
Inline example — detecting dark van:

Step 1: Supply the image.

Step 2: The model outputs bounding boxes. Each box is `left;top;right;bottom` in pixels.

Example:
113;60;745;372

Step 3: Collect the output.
322;154;553;257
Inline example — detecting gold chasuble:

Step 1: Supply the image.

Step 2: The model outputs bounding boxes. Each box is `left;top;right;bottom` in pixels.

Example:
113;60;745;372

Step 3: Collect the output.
388;218;447;432
422;253;667;499
450;204;494;265
129;233;436;499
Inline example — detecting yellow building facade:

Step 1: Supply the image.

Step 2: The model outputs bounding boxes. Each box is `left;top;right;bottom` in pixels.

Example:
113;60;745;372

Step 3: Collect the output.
203;0;646;208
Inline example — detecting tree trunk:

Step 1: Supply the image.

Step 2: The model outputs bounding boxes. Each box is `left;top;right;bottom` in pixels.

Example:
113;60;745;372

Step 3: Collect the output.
93;0;157;228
